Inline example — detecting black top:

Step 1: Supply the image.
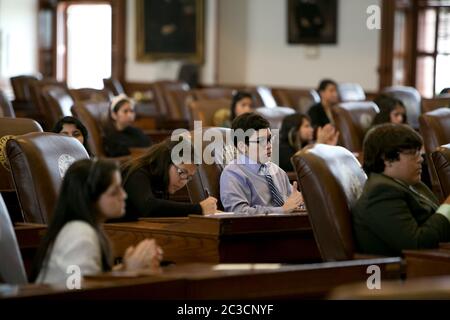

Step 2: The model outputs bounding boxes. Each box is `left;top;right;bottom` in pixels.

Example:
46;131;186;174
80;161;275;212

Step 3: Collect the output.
307;103;330;128
103;126;151;157
120;167;202;221
279;141;297;172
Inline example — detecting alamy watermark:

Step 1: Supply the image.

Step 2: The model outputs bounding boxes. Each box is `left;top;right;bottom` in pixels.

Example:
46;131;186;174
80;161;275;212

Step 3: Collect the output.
367;5;381;30
170;121;280;168
366;265;381;290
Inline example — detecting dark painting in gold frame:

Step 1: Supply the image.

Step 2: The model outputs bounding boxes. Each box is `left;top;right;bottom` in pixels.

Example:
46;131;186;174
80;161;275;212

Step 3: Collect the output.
136;0;204;63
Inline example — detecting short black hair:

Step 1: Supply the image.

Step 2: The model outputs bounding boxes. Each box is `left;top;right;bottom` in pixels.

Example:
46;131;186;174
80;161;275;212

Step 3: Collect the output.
372;94;407;125
231;113;270;147
230;91;254;121
317;79;337;93
362;123;423;175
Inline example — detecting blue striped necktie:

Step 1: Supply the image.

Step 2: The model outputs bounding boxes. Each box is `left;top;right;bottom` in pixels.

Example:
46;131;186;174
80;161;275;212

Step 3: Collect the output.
260;164;284;207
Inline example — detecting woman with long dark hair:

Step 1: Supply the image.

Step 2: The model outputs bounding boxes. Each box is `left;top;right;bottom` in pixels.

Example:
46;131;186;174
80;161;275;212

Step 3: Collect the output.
121;138;218;220
31;159;162;284
279;113;339;171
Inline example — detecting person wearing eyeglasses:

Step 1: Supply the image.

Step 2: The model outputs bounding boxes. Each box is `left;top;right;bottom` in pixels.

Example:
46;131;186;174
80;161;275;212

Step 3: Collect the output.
118;139;218;220
220;113;304;215
353;123;450;256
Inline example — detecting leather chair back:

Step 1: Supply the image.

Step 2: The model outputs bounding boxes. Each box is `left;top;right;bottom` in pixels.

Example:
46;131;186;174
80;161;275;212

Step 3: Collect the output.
152;80;189;118
421;97;450;113
0;194;27;284
10;75;41;101
6;133;89;223
291;144;367;261
382;86;422;129
70;88;111;103
0;117;43;192
338;83;366;102
332;101;379;152
0;89;15;117
432;144;450;199
193;88;234;101
165;88;194;121
41;84;74;128
189;99;231;127
419;108;450;200
103;78;125;96
184;127;236;210
71;101;110;157
273;88;320;114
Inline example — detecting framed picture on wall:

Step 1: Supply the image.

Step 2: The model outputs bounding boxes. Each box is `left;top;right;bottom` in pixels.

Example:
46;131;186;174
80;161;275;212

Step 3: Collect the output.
288;0;338;44
136;0;204;63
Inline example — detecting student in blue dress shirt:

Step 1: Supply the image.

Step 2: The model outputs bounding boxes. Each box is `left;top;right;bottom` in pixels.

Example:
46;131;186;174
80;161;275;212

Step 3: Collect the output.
220;113;304;214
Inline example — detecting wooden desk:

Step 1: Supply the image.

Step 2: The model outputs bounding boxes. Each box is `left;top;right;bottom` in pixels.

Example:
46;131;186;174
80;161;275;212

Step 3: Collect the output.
105;213;321;264
403;248;450;279
1;258;402;300
14;223;47;275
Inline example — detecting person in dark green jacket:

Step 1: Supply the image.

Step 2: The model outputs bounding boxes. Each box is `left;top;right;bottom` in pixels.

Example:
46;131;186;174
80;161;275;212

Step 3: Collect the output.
352;123;450;256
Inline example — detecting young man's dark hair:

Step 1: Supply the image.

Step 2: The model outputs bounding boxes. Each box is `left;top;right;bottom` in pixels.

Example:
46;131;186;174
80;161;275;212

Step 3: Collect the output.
231;112;270;147
317;79;337;93
362;123;423;175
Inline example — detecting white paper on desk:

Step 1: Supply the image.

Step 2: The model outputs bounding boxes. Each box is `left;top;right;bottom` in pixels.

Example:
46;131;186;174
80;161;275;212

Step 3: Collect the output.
212;264;281;271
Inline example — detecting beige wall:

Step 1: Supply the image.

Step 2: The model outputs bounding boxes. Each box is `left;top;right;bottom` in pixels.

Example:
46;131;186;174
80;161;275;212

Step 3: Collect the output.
218;0;381;91
0;0;38;91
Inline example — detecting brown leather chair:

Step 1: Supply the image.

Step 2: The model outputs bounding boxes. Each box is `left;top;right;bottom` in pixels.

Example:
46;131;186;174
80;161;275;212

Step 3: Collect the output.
6;132;89;223
0;117;43;193
291;144;367;261
10;75;41;102
382;86;422;129
189;98;231;127
0;194;27;284
254;106;296;129
337;83;366;102
152;80;190;118
273;88;320;114
422;97;450;113
0;89;15;117
41;84;74;128
71;101;110;157
419;108;450;200
184;127;236;210
193;87;234;101
10;75;41;119
332;101;379;153
0;118;43;223
432;144;450;199
165;88;194;122
103;78;125;96
69;88;111;103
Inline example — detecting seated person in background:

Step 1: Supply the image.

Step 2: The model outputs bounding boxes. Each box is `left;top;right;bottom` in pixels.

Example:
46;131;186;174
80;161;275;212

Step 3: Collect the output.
31;159;163;285
371;94;431;188
372;94;407;126
52;116;92;156
221;91;256;127
121;138;217;220
307;79;339;128
352;123;450;256
220;113;304;214
103;94;151;157
279;113;339;171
